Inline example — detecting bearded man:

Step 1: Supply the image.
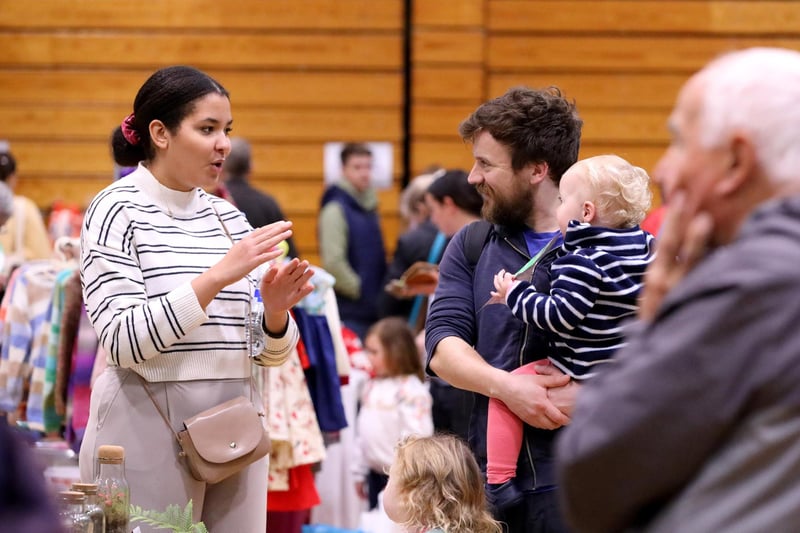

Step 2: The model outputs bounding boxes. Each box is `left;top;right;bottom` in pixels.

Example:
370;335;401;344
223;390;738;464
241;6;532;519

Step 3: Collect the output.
425;86;583;532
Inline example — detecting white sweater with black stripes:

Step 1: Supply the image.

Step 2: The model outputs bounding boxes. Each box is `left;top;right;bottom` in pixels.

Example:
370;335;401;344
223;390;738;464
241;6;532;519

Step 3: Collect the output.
80;164;298;382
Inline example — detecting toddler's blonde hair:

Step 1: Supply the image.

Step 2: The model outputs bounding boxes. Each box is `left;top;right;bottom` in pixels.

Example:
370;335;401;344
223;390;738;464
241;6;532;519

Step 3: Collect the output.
574;154;652;228
391;434;502;533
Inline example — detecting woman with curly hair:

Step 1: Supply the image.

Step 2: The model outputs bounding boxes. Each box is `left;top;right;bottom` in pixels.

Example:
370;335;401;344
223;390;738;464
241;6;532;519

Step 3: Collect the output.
382;434;501;533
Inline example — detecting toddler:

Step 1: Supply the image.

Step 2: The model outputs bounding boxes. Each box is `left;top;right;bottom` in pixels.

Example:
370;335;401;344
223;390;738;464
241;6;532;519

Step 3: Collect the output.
488;154;656;509
383;434;501;533
353;317;433;510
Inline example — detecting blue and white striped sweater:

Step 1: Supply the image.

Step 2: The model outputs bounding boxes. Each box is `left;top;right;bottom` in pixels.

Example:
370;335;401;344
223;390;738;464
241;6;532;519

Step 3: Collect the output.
506;221;655;380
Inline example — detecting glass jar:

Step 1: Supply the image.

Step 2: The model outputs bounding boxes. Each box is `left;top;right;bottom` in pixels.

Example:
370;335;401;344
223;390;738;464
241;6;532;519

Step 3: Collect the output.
72;482;107;533
94;445;129;533
58;490;91;533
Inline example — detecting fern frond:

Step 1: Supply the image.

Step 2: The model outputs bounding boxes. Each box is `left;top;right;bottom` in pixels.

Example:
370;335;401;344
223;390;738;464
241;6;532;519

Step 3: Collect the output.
130;500;207;532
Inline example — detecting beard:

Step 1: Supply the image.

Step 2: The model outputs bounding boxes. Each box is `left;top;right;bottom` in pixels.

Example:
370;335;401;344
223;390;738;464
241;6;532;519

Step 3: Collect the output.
477;180;535;228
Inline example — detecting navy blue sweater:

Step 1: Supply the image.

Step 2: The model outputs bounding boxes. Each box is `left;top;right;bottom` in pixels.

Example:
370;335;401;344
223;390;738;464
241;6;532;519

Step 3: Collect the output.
425;222;560;490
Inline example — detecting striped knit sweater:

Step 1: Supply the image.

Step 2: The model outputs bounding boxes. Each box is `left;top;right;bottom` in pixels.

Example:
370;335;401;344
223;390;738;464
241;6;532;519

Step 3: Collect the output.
80;165;298;383
0;261;60;416
506;221;655;380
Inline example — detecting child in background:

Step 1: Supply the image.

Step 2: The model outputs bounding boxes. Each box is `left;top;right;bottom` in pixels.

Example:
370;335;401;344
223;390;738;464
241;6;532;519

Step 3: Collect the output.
353;317;433;511
488;154;656;509
383;434;502;533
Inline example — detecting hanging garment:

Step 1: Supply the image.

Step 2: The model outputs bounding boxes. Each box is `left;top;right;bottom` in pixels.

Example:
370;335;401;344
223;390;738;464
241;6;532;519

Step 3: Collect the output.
294;308;348;432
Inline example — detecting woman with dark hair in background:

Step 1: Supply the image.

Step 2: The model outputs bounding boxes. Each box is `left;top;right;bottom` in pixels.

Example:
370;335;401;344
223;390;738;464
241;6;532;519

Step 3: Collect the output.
425;169;484;240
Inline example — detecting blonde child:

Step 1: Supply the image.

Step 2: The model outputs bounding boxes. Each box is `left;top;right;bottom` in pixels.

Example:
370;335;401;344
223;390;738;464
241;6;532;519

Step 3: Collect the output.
487;154;656;509
383;434;502;533
354;317;433;510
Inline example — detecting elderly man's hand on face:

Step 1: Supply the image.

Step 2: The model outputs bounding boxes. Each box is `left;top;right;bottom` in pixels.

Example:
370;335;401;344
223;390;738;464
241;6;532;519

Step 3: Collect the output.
638;192;714;322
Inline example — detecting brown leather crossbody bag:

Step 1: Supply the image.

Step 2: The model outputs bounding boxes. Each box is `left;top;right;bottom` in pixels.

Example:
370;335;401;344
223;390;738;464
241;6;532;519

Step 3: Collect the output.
140;376;271;484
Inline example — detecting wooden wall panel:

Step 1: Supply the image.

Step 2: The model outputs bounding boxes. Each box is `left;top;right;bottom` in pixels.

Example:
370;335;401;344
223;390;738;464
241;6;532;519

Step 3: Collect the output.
579;110;670;144
412;140;475;175
1;0;403;30
414;66;483;103
483;0;800;211
488;36;800;73
489;73;685;109
251;144;404;179
412;30;485;65
1;0;404;260
12;141;403;180
413;0;484;27
412;104;479;139
234;108;402;143
20;176;113;210
578;144;668;183
2;33;402;69
0;105;402;144
490;1;800;34
4;0;800;261
0;70;400;107
410;0;485;176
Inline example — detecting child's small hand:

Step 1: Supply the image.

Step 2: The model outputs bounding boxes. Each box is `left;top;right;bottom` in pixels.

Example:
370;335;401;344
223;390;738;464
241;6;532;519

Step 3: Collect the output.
491;269;516;301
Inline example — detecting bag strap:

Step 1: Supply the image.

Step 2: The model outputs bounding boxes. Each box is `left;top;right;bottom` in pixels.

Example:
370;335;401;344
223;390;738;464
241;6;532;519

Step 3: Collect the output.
406;232;449;329
211;200;260;359
138;373;258;440
210;201;235;245
139;203;261;439
464;219;493;268
426;231;447;264
138;374;182;443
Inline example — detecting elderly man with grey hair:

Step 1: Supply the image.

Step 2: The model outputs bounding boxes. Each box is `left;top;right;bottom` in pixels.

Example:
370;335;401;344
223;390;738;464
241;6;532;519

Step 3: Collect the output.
556;47;800;533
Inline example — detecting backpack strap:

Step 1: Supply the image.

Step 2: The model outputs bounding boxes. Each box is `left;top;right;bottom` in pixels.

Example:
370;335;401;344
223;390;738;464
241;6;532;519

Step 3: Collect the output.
463;220;493;268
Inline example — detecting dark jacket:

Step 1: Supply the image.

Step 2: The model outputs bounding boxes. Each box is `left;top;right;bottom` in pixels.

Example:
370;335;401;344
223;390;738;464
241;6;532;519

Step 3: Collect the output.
225;175;299;259
0;423;61;531
425;222;560;490
377;220;441;319
321;185;386;323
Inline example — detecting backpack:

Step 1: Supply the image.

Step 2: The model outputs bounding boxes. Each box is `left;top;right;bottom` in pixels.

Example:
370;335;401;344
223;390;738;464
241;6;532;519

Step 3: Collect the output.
464;219;493;268
464;220;559;281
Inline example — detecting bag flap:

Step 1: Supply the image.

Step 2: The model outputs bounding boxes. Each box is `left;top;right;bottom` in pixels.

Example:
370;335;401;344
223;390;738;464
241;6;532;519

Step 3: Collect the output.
183;396;264;464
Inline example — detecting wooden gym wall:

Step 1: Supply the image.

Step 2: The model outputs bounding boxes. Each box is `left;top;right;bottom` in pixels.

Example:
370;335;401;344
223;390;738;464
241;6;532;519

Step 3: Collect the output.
2;1;799;264
0;0;405;264
411;0;800;207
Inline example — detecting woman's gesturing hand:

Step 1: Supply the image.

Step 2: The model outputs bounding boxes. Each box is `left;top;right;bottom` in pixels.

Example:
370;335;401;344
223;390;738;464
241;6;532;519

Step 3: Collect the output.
261;258;314;315
216;221;294;286
261;258;314;333
193;220;296;310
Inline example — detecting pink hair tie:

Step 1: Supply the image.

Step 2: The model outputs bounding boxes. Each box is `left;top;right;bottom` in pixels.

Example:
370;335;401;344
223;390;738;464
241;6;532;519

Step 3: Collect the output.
121;113;141;146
